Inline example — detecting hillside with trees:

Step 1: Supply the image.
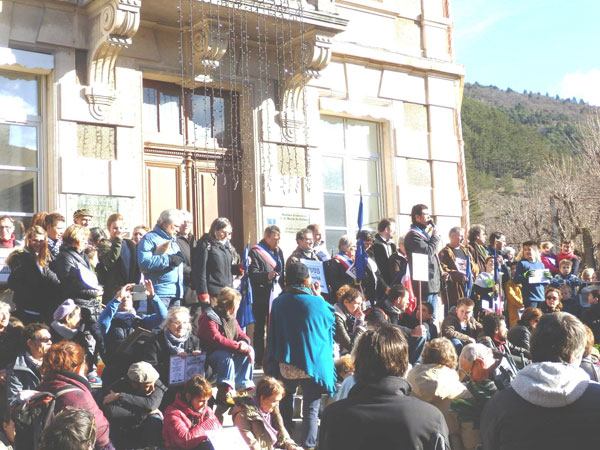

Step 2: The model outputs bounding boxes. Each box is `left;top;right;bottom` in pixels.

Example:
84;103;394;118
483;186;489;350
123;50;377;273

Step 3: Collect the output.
462;83;600;268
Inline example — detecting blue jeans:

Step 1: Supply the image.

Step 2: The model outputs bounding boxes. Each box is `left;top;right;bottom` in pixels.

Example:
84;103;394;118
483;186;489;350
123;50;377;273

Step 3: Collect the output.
408;336;426;365
451;338;464;357
207;350;254;390
425;293;440;323
280;377;323;448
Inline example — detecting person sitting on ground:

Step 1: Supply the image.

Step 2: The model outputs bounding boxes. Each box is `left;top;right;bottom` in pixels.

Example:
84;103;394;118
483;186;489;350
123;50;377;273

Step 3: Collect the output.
441;297;483;356
50;300;101;385
480;312;600;450
232;376;302;450
579;324;600;382
407;338;469;450
507;307;541;354
332;355;356;402
555;239;580;276
319;325;451;450
333;286;367;356
38;408;96;450
102;361;167;449
5;323;52;409
416;301;439;341
365;284;428;365
197;287;254;406
37;341;112;450
450;344;498;450
477;313;529;371
141;307;203;390
98;279;166;385
0;413;14;450
162;375;222;450
540;286;563;314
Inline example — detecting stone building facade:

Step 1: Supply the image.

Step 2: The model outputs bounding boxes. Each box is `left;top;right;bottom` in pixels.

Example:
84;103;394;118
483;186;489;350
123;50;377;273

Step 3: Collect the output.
0;0;467;255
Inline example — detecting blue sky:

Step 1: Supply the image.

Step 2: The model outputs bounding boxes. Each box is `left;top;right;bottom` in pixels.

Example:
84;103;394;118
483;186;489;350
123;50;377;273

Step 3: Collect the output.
451;0;600;105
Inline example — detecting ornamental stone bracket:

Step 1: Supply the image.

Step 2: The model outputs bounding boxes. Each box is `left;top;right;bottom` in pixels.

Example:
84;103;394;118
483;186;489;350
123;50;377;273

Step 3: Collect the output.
279;30;334;142
181;18;230;86
84;0;141;120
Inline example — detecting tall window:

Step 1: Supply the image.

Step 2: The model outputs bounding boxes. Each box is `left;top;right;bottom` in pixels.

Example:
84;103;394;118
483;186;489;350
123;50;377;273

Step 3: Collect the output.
0;70;41;231
142;80;237;148
320;116;383;253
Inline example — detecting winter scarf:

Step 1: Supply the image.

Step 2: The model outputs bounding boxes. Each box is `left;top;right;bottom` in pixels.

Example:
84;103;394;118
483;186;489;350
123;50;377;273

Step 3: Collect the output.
164;328;191;355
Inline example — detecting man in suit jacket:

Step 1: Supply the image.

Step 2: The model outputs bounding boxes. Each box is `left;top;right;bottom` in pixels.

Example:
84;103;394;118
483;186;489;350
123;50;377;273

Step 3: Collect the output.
371;218;397;285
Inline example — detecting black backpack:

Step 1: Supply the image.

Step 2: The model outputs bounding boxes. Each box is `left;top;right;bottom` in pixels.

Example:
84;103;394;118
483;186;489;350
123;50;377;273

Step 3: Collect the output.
10;387;79;450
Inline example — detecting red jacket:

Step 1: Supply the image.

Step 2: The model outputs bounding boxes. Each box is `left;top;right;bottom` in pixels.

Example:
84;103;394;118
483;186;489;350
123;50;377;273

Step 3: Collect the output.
162;393;222;449
197;308;251;354
38;371;111;449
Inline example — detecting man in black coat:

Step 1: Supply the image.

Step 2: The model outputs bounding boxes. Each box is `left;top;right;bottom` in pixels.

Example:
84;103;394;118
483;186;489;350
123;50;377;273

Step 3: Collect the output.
481;312;600;450
404;204;443;323
175;211;196;307
320;325;450;450
371;218;397;285
248;225;285;366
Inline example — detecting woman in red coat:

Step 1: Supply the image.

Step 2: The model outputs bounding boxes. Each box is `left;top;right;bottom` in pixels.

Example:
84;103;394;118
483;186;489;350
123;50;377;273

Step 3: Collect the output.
162;375;222;449
38;340;113;449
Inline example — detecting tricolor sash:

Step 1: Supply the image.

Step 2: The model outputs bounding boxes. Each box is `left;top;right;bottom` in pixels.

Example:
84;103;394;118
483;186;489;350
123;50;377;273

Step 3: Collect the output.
334;253;353;270
252;243;279;270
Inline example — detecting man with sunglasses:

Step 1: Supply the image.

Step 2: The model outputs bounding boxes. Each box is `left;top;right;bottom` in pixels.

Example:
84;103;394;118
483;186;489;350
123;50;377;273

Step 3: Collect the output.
5;323;52;409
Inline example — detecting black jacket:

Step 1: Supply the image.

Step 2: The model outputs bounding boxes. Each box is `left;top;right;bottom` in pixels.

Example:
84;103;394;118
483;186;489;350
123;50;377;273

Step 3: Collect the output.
103;376;167;425
371;234;396;285
404;224;442;295
324;257;354;302
248;240;285;303
141;331;203;385
51;245;101;317
7;249;60;318
320;376;450;450
507;321;533;352
192;236;237;298
176;233;197;305
361;253;388;304
97;238;140;304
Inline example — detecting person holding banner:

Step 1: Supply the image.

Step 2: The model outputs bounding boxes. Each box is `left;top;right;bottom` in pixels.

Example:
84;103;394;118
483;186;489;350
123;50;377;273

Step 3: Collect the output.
248;226;285;367
404;204;443;323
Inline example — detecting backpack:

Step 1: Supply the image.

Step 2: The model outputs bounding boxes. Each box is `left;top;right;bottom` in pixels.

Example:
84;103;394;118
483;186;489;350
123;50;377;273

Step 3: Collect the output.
10;387;79;450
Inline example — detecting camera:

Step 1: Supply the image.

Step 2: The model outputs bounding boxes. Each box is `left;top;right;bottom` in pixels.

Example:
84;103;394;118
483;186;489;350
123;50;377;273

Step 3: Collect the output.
131;284;147;301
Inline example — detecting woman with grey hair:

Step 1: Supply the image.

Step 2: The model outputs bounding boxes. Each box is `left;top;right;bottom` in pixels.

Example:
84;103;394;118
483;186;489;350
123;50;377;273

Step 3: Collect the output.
141;306;203;392
324;235;357;304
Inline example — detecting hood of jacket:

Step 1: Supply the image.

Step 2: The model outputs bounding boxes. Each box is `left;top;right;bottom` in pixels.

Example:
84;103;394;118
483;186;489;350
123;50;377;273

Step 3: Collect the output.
350;375;412;399
512;361;590;408
407;364;467;403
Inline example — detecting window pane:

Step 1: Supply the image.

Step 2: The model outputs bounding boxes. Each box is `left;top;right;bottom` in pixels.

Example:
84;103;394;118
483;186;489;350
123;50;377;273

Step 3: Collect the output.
214;97;225;140
0;124;37;167
192;94;211;142
325;229;346;255
159;92;181;134
320;116;344;154
142;88;158;132
345;119;378;157
347;159;378;194
0;71;38;118
322;156;344;191
0;170;36;213
324;193;347;227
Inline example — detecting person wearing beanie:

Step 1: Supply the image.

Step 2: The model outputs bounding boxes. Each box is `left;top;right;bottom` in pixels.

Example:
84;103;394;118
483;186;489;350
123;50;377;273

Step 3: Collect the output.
102;361;167;448
265;262;335;450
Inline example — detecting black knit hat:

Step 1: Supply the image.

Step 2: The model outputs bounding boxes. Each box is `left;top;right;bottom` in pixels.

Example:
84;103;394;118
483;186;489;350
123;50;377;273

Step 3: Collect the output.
286;262;310;285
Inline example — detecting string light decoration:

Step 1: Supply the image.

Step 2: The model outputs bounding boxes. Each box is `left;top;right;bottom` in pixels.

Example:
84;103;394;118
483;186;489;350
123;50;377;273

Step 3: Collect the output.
175;0;325;196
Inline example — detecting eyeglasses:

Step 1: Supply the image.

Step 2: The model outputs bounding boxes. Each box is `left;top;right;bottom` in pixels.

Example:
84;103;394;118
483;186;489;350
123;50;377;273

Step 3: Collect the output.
34;337;52;343
546;296;559;300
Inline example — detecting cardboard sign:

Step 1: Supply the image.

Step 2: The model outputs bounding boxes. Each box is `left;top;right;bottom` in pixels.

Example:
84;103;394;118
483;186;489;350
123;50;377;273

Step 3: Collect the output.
205;427;249;450
169;354;206;385
300;259;329;293
412;253;429;281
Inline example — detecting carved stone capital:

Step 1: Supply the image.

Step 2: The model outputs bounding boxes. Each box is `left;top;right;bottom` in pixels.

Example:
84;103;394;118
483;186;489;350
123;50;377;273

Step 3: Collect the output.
182;18;229;86
85;0;141;120
280;30;334;141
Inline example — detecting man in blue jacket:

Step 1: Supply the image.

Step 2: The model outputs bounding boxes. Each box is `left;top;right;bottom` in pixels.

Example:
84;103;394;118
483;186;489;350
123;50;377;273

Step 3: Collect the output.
137;209;185;310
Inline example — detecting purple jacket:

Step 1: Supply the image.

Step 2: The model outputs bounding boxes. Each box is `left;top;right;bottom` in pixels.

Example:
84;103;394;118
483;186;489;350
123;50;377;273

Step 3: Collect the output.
38;371;112;449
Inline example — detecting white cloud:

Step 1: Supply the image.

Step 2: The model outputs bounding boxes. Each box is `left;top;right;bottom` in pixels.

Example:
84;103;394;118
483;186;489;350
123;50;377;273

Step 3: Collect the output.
559;69;600;106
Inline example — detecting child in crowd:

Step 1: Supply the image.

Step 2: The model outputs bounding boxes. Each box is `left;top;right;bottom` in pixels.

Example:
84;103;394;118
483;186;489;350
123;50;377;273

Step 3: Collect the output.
540;241;559;275
556;239;580;275
415;301;438;341
504;261;524;327
551;260;583;314
581;268;596;283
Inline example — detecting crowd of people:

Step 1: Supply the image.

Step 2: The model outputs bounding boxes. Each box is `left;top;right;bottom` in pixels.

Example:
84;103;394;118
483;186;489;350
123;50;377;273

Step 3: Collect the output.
0;204;600;449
